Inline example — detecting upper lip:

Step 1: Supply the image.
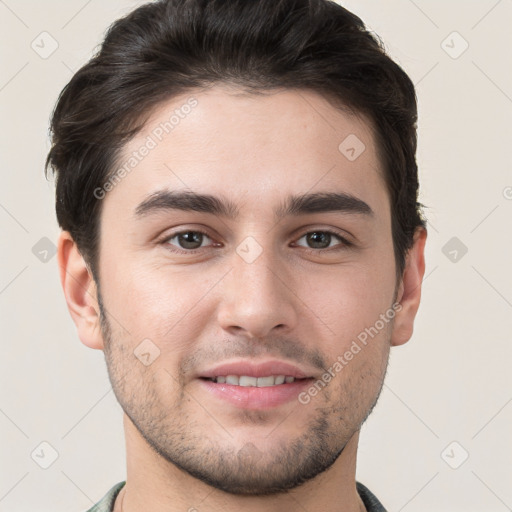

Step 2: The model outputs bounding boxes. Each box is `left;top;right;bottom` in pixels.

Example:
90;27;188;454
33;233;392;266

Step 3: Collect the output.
198;360;314;379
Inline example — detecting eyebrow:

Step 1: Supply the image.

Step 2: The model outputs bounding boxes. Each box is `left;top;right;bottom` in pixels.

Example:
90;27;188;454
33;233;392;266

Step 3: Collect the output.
134;189;374;220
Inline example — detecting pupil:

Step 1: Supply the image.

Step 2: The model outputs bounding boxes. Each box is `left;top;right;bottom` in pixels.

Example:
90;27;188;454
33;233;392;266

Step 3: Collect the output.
308;231;330;248
180;231;202;249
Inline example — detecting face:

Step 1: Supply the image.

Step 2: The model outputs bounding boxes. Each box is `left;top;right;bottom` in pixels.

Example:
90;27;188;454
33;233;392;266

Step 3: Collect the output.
95;86;400;495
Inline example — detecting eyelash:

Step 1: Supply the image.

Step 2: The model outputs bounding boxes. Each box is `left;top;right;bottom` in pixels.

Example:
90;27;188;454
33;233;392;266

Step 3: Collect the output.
160;228;353;255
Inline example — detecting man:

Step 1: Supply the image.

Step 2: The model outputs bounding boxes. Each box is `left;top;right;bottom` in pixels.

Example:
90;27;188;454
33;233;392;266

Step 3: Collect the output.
46;0;426;510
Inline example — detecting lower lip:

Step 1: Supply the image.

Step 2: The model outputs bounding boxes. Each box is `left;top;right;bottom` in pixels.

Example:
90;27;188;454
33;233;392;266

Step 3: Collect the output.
198;379;313;409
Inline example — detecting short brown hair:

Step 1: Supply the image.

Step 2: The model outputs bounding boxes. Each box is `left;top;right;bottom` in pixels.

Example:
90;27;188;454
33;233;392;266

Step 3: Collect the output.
45;0;425;280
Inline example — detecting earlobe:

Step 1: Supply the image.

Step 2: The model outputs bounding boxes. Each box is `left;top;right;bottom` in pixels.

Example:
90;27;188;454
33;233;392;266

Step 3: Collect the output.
390;227;427;347
57;231;104;350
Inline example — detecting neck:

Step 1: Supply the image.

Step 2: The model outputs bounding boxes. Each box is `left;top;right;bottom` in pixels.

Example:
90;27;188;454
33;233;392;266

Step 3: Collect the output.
117;414;366;512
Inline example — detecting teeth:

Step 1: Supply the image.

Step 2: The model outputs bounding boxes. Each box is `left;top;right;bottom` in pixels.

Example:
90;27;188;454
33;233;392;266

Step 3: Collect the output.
256;376;275;387
239;376;257;387
213;375;295;387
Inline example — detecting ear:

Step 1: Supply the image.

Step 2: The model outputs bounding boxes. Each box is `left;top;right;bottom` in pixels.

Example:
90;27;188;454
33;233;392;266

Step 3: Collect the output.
57;231;104;350
391;227;427;347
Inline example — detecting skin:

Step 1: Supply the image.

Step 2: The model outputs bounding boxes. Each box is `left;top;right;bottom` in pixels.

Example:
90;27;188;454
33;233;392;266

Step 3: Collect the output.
58;86;426;512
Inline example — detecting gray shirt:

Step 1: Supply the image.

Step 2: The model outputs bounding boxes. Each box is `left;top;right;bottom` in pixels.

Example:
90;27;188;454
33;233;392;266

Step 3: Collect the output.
86;480;387;511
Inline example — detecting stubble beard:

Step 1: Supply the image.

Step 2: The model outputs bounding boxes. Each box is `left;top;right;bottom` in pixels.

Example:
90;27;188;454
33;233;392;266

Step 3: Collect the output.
97;292;389;496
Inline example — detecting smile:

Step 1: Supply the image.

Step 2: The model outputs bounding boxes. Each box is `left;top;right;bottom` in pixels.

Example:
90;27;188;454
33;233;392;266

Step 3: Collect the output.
204;375;298;387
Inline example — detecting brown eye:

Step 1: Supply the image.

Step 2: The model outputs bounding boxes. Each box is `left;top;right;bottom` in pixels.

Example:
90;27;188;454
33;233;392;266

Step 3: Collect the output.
164;230;213;252
306;231;333;249
295;230;349;250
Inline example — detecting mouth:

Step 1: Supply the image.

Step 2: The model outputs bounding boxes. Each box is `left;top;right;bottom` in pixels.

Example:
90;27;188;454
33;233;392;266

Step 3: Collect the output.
201;375;303;387
197;360;316;409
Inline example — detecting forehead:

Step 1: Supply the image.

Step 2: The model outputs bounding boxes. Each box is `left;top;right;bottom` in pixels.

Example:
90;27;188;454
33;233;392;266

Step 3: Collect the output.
103;86;388;220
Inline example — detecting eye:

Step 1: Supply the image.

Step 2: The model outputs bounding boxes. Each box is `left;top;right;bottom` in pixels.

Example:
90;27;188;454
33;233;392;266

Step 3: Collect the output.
160;228;352;256
294;230;351;251
163;229;215;253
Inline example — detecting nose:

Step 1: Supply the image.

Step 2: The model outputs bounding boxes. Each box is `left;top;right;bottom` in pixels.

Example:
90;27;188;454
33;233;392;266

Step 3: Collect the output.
216;243;299;339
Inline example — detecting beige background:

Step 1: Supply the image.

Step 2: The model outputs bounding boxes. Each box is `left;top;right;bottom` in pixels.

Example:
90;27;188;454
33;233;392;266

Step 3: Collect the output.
1;1;511;511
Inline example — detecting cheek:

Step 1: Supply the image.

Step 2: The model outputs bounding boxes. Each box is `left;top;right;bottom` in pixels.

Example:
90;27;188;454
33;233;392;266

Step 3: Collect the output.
310;261;396;344
103;262;211;354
